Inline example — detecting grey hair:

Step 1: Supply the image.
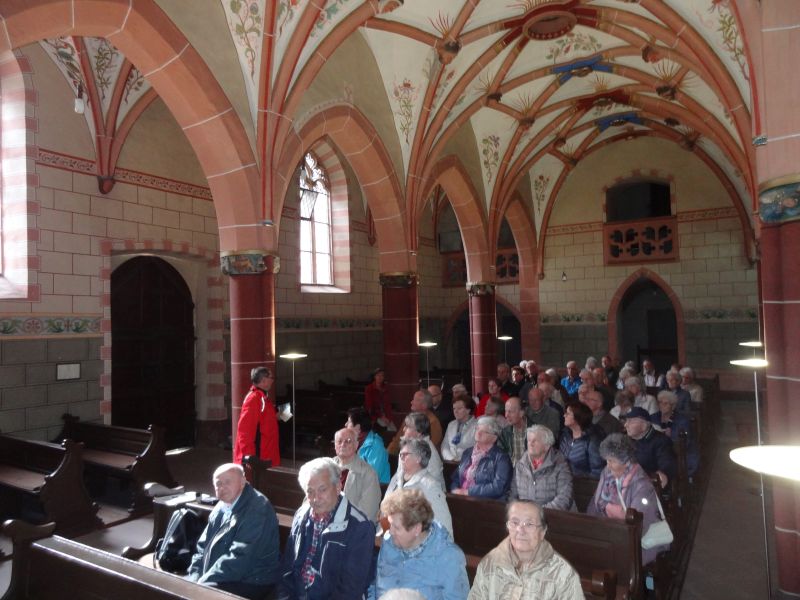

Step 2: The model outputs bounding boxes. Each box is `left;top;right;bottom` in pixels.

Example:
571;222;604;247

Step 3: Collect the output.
657;390;678;408
579;368;592;379
585;356;599;369
624;376;643;390
298;457;341;491
452;383;468;396
416;389;433;409
400;437;431;468
526;424;555;448
545;367;558;378
476;415;502;437
599;433;637;464
506;499;547;529
379;589;427;600
666;369;681;383
618;366;634;380
404;412;431;436
624;360;636;370
213;463;244;479
679;366;695;379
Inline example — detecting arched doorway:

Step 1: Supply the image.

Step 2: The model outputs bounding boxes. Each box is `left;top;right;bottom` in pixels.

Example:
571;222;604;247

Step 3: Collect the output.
617;277;678;373
111;257;196;447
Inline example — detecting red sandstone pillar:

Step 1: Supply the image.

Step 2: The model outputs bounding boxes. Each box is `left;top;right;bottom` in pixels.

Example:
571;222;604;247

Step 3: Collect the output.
223;252;277;455
380;273;419;423
468;283;497;396
760;222;800;597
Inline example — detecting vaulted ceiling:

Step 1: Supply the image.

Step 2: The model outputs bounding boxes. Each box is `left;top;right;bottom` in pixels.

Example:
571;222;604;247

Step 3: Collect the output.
37;0;755;246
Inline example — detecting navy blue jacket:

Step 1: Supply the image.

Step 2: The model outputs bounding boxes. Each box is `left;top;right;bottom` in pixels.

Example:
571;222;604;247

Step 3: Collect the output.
633;426;677;482
187;483;280;586
450;444;511;499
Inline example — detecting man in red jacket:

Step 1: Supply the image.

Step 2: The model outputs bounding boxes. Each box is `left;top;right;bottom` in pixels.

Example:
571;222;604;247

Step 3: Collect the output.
234;367;280;466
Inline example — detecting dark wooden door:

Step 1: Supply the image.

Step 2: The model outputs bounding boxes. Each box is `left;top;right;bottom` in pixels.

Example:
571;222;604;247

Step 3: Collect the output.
111;257;196;447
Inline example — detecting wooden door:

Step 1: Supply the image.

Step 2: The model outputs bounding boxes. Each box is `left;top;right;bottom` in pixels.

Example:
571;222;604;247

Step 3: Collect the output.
111;257;196;447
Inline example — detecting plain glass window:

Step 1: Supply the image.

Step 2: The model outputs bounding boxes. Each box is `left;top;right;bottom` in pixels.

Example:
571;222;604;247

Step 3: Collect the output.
299;153;333;285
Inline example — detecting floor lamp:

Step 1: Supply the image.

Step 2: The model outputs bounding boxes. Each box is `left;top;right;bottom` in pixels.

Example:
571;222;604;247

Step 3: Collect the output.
279;352;307;468
730;341;771;599
498;335;512;364
419;341;437;387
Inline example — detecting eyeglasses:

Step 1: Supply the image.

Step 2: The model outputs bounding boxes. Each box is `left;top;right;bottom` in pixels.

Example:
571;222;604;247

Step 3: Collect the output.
335;438;355;445
506;519;543;531
398;452;417;460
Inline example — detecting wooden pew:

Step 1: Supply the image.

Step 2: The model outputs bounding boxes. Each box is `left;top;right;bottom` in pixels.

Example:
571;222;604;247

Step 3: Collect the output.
59;416;176;514
573;474;600;513
2;519;243;600
0;436;100;536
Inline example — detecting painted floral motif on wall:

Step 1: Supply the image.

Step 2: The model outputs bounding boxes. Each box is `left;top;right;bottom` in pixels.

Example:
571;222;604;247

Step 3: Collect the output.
393;78;419;144
533;173;551;214
759;181;800;223
43;38;84;92
697;0;749;83
546;32;602;63
277;317;380;330
311;0;353;37
0;317;101;336
277;0;302;38
481;134;501;182
90;39;120;101
228;0;263;78
123;67;146;104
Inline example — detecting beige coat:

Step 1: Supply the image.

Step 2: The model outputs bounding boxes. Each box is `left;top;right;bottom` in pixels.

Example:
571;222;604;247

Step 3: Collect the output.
334;455;381;523
469;537;583;600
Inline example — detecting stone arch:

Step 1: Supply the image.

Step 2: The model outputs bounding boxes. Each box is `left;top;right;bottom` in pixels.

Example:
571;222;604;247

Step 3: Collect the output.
278;104;411;274
505;193;541;361
423;156;491;283
0;0;264;253
0;49;38;300
607;268;686;367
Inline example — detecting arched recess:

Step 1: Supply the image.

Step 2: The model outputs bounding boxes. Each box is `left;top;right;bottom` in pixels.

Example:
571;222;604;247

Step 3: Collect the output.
423;156;491;283
607;268;686;367
505;193;540;361
277;104;411;274
0;0;266;253
0;49;37;300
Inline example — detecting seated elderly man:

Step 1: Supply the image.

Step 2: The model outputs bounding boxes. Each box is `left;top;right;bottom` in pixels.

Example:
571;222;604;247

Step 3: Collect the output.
333;427;381;523
584;389;623;439
450;416;512;500
680;366;704;405
498;396;530;465
663;370;692;413
388;390;443;453
510;425;573;511
622;407;677;489
469;499;583;600
278;457;375;600
526;386;561;441
186;463;279;599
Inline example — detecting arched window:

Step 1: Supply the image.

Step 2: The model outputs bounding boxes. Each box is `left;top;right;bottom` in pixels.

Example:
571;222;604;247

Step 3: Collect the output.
298;153;333;285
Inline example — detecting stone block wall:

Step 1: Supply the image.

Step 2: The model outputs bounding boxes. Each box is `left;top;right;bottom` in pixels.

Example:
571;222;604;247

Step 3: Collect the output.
0;337;102;439
539;324;609;369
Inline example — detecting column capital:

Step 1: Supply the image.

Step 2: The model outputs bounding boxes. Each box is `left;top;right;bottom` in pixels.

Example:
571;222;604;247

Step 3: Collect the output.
759;175;800;225
379;272;418;288
220;251;280;276
467;282;495;296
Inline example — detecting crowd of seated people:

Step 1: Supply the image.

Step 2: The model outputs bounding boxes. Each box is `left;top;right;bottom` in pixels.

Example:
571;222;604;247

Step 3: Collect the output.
178;356;708;600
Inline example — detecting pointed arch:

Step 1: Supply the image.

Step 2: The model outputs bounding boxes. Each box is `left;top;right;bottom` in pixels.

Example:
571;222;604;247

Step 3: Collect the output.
607;268;686;367
423;156;492;284
0;0;264;252
277;104;411;274
505;192;541;361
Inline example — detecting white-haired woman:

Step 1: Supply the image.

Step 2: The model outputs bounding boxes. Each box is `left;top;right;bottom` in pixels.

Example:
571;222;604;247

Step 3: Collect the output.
450;417;512;500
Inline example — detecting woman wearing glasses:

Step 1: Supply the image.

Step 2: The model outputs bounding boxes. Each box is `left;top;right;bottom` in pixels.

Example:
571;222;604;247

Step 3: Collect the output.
383;437;453;537
469;500;583;599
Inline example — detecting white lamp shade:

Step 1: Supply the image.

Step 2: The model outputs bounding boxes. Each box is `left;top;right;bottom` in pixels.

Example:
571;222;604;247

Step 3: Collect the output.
730;446;800;481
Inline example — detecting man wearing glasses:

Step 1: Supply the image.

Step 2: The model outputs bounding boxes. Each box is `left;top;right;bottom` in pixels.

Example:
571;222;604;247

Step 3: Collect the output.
234;366;280;466
468;500;583;599
332;428;381;523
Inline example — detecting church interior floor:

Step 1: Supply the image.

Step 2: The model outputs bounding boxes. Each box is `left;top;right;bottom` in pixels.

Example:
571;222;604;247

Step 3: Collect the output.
0;400;770;597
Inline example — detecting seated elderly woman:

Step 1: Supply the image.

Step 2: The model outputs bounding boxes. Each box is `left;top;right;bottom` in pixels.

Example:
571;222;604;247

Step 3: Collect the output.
610;389;633;420
663;370;692;412
651;390;699;477
450;416;512;500
469;500;583;600
400;412;445;490
441;396;478;461
385;437;453;536
625;377;658;414
510;425;574;510
484;396;509;429
558;402;604;477
587;433;671;565
374;489;469;600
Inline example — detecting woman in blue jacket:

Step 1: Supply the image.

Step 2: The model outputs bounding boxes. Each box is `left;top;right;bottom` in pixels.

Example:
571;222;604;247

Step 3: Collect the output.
374;489;469;600
450;416;512;500
558;401;604;477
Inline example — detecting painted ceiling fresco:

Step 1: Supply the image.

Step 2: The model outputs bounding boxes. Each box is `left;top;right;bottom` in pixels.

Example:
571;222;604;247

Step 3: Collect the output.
39;0;754;243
